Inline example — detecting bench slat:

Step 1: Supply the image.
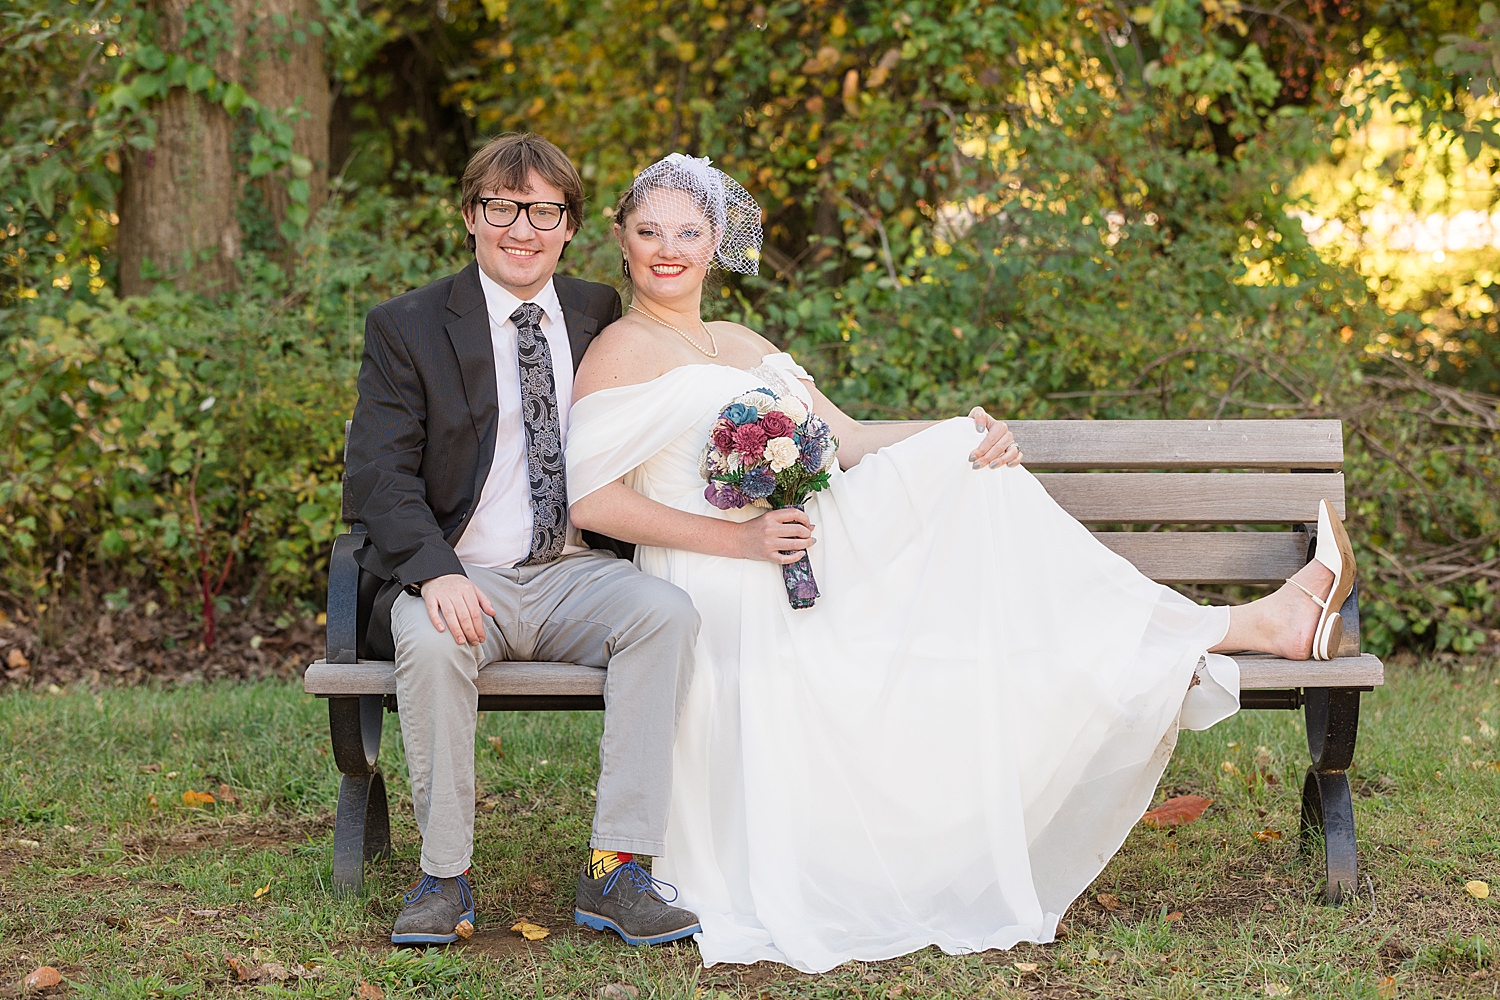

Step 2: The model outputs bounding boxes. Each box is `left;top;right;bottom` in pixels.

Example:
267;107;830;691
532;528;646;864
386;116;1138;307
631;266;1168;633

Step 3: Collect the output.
1236;653;1383;689
304;659;606;698
1035;473;1345;524
1006;420;1344;470
305;653;1383;699
1094;531;1308;584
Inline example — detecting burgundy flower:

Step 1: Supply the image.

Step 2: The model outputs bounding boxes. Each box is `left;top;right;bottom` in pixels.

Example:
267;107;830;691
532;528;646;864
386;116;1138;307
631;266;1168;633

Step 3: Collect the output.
711;418;737;453
758;410;795;440
733;422;768;459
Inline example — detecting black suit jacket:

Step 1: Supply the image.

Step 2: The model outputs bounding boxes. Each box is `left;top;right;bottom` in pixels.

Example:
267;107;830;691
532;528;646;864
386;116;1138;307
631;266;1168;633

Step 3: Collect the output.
345;260;626;659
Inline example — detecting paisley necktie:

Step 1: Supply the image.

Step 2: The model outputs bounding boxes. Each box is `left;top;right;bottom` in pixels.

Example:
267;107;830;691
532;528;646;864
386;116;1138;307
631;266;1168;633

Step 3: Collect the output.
511;302;567;565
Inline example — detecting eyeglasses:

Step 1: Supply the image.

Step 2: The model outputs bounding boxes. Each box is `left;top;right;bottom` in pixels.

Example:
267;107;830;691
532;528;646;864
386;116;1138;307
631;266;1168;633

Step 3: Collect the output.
475;197;569;231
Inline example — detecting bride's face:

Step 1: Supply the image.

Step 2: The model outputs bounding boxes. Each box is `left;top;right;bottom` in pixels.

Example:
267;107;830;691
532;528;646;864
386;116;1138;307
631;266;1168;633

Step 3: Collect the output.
616;187;718;300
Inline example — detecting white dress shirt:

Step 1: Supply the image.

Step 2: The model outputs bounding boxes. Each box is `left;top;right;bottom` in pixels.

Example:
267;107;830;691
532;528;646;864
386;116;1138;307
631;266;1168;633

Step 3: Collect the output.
454;269;586;569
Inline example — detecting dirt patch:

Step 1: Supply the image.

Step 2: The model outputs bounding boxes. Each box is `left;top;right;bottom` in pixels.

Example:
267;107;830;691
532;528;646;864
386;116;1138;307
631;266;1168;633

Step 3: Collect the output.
118;814;334;858
0;593;324;691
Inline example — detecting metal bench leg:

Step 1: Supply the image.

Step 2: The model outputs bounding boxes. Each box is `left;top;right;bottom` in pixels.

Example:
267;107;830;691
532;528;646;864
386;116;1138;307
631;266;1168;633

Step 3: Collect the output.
1300;686;1361;904
329;694;391;894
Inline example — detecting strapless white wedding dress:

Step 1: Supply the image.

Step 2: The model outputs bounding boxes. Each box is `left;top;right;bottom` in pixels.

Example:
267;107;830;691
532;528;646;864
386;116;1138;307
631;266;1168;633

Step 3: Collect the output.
565;353;1239;973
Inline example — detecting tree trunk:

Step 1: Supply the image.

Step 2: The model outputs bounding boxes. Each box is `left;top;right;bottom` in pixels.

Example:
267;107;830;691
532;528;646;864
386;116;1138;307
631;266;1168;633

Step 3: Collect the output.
118;76;242;296
244;0;330;224
116;0;328;297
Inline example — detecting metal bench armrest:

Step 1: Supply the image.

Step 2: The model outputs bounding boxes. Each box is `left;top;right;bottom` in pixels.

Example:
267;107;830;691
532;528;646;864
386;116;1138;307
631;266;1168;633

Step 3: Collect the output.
326;525;366;665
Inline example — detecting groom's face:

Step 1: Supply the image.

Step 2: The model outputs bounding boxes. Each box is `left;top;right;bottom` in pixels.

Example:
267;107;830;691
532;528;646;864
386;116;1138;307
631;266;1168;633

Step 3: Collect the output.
464;171;577;300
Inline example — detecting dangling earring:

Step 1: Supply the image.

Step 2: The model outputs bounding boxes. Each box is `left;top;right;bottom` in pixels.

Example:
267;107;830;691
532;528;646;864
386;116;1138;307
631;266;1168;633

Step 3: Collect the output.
621;256;631;279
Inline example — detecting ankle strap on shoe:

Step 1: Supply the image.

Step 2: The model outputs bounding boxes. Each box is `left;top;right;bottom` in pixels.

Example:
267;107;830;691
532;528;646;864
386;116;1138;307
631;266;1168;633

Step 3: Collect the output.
1285;576;1327;610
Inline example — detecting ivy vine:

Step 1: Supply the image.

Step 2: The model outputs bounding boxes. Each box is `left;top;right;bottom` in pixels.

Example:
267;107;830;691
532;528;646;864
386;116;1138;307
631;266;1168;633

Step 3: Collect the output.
104;40;315;242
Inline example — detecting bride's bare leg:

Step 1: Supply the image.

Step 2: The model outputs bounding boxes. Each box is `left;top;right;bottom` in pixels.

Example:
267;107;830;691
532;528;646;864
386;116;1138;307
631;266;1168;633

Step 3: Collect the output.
1210;559;1335;659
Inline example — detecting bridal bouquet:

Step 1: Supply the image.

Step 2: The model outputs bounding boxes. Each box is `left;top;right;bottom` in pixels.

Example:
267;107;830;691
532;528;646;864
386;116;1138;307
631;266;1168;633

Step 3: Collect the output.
700;388;838;609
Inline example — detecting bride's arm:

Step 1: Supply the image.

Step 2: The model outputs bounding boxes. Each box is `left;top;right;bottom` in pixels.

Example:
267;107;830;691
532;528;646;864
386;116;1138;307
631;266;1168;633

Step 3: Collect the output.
571;481;816;565
805;382;1023;470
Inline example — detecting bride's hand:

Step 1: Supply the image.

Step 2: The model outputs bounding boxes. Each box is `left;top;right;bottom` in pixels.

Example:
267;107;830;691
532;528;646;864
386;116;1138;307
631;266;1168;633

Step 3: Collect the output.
736;507;816;564
968;406;1022;468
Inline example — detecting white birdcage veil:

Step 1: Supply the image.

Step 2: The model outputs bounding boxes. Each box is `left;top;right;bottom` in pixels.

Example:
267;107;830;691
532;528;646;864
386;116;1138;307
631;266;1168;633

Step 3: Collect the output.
625;153;763;275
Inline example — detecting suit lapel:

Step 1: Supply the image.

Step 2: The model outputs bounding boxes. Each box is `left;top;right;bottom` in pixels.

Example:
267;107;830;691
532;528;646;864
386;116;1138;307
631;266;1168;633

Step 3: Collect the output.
556;276;601;373
445;261;499;490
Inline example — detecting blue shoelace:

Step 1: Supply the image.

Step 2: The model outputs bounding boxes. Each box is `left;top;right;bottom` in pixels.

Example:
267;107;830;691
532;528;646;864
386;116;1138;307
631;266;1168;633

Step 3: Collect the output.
403;871;474;910
603;860;681;904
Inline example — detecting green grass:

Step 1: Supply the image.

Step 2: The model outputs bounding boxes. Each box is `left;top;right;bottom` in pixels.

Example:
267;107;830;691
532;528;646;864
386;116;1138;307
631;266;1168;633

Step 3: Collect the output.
0;659;1496;998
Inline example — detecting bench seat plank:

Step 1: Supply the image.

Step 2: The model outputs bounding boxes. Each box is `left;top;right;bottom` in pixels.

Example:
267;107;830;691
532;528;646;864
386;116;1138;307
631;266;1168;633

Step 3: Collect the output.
1092;531;1308;584
1007;419;1344;470
1035;472;1345;524
1236;653;1383;689
305;659;606;698
304;654;1383;698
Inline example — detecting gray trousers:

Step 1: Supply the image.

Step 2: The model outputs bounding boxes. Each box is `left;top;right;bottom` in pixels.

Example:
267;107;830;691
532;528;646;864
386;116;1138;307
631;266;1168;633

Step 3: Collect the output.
391;551;699;878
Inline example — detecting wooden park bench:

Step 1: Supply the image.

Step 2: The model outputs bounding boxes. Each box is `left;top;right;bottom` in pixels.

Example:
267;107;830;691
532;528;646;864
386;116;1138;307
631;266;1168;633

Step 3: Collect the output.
304;418;1383;903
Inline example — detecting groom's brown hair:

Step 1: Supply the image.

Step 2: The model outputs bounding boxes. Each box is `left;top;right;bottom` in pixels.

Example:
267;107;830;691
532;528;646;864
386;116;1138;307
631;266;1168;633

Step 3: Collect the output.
461;133;585;252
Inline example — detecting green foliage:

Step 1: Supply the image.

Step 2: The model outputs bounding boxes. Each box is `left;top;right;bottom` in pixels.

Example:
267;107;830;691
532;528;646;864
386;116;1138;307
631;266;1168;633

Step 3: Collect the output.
0;176;469;618
1;0;1496;654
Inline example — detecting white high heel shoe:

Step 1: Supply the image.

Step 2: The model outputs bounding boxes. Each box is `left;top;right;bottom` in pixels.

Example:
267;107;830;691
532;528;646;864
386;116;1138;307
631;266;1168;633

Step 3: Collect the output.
1284;499;1356;660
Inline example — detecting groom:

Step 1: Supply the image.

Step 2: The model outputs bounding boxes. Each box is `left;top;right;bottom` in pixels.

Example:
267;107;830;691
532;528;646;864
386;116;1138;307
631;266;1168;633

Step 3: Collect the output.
345;133;702;947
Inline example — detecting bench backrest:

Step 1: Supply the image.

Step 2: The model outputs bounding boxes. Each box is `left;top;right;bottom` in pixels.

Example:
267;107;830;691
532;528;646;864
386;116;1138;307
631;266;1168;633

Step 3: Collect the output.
339;417;1355;653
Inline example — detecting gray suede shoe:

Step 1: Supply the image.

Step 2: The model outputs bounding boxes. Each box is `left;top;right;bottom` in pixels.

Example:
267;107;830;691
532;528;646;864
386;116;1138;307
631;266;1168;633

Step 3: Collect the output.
391;872;476;946
574;860;701;946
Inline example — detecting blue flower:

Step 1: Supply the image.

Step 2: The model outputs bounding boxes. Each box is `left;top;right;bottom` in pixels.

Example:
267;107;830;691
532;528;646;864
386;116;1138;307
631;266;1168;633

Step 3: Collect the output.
741;467;776;499
801;442;824;472
721;402;758;426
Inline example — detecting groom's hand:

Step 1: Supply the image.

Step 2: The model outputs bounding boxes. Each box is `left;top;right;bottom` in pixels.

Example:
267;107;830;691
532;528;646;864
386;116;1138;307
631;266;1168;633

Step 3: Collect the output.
737;508;816;564
420;574;497;646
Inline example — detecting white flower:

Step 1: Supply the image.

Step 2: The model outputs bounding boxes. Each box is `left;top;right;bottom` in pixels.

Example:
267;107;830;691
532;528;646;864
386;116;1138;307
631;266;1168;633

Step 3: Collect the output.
742;390;778;415
776;394;808;424
725;451;743;472
764;436;799;472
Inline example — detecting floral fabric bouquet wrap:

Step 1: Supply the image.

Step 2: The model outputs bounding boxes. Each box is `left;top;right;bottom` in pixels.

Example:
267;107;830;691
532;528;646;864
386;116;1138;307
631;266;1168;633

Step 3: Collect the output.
700;387;838;608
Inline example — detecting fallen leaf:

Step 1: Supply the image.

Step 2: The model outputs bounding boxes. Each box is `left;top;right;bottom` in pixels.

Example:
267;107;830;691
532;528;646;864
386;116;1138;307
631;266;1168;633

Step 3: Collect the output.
1377;976;1397;999
1466;880;1490;900
23;966;61;989
1264;983;1292;997
1262;903;1277;912
146;793;159;810
226;955;258;982
190;908;221;919
1221;761;1242;776
1096;893;1123;911
165;770;179;778
137;763;161;774
510;919;551;941
216;783;237;804
1141;795;1213;828
487;735;504;756
454;918;474;940
1013;962;1038;972
182;789;214;807
260;963;289;982
356;980;385;1000
600;986;639;1000
1253;829;1284;842
6;648;29;670
253;882;271;900
8;838;41;850
1165;911;1184;921
291;963;326;981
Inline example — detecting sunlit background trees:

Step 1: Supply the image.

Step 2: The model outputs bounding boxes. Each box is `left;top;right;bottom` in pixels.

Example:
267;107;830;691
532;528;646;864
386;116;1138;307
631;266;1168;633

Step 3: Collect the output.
1;0;1497;658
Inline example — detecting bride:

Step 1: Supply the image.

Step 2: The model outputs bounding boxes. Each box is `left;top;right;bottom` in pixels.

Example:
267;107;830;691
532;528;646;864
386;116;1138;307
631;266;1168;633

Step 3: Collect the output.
563;154;1355;973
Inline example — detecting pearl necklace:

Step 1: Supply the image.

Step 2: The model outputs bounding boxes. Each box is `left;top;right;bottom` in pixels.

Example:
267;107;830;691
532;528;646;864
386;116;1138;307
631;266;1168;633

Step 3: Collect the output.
629;303;719;358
